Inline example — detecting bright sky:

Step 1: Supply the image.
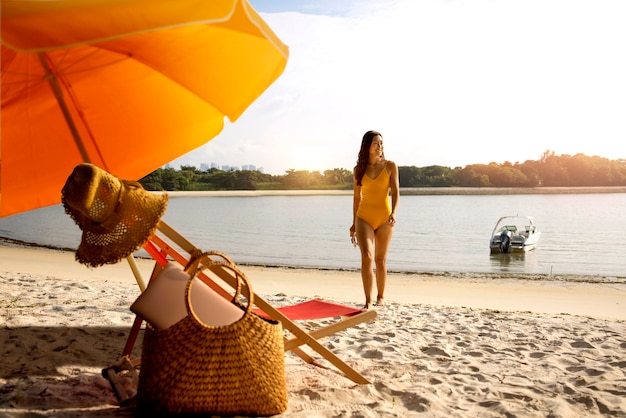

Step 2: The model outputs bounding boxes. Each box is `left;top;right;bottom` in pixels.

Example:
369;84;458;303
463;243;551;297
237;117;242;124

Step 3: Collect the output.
170;0;626;175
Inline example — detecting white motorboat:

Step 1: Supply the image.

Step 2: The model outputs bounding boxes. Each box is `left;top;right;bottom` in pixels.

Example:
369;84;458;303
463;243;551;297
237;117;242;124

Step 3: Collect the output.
489;215;541;254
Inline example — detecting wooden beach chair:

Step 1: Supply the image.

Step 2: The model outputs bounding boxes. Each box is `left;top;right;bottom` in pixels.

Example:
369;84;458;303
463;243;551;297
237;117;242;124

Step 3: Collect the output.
103;220;377;404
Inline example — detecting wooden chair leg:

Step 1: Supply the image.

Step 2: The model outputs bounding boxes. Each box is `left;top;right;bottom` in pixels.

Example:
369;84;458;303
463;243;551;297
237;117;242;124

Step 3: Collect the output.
122;315;143;357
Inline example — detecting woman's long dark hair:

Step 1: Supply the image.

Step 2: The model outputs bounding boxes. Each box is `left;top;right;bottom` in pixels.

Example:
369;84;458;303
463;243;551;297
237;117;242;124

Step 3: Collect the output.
354;130;383;186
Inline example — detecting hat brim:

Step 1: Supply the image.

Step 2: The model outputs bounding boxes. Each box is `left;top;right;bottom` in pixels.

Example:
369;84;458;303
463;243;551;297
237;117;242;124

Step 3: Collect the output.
74;182;168;268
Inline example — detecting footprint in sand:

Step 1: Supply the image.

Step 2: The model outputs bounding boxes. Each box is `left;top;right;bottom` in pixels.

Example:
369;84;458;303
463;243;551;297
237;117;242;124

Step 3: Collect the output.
421;346;451;358
361;349;383;359
571;340;595;349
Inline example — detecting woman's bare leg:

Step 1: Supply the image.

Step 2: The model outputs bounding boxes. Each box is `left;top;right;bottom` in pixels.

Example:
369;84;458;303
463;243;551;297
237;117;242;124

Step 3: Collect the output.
374;222;394;305
355;217;376;308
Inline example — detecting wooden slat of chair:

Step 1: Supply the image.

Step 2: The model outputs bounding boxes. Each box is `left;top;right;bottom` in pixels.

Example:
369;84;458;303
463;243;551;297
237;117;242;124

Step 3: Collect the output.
155;220;374;384
105;219;376;402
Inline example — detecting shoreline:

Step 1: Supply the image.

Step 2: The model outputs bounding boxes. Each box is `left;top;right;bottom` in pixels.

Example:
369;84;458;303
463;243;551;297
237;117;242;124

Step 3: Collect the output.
1;242;624;321
156;186;626;198
1;236;623;285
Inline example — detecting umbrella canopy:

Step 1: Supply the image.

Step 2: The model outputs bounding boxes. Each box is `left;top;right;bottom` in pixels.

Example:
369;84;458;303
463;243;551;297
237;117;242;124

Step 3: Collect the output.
1;0;288;217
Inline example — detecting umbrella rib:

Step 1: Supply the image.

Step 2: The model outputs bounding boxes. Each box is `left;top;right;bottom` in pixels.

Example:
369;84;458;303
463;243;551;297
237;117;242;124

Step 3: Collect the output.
54;47;129;76
1;48;116;100
37;52;92;164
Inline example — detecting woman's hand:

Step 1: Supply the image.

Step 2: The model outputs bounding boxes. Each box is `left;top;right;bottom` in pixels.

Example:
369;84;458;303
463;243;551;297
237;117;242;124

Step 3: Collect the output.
349;224;357;247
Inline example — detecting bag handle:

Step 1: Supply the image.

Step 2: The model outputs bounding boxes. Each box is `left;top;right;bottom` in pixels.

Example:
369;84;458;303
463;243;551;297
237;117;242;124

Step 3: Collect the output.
184;250;242;299
183;251;254;326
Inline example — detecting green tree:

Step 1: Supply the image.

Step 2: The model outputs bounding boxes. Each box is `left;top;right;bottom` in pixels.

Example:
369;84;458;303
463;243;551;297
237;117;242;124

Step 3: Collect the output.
454;166;490;187
139;168;164;190
283;169;323;189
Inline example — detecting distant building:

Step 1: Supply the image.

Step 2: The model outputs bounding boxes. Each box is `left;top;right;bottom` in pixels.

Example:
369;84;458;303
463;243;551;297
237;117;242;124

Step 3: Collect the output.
200;163;209;172
220;165;239;171
209;163;263;172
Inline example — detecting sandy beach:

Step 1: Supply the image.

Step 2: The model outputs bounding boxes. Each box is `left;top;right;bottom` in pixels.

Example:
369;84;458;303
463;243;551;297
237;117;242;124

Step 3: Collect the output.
1;243;625;417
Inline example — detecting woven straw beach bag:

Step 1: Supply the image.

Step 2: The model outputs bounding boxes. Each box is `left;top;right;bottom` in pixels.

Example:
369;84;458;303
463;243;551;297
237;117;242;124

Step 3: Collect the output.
136;253;287;416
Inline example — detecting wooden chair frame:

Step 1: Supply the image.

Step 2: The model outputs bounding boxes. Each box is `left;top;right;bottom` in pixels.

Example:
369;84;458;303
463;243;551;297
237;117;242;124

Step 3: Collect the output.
104;220;376;403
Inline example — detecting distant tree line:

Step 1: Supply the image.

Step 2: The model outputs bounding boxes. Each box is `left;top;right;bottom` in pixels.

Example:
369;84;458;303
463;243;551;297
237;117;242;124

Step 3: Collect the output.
139;167;354;191
139;151;626;191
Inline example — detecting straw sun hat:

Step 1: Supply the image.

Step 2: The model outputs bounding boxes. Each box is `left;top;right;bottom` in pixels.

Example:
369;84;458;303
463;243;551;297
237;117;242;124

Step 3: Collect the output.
61;163;168;268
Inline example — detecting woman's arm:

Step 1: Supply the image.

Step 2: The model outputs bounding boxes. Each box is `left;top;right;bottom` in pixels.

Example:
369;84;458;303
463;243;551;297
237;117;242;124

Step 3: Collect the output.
351;168;361;235
388;161;399;219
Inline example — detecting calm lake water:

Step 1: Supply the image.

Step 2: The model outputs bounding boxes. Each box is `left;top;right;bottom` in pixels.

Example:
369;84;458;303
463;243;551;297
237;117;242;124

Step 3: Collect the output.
1;193;625;283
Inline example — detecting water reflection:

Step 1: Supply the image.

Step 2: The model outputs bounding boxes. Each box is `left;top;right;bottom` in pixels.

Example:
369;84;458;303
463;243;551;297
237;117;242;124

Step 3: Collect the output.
489;250;540;273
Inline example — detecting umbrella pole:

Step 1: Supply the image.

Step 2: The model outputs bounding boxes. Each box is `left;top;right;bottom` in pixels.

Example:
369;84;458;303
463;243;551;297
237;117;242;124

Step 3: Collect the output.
37;52;91;163
38;53;152;292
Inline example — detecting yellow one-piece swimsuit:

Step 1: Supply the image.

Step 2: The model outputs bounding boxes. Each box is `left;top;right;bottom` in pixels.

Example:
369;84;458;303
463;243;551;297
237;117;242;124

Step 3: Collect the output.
356;167;391;230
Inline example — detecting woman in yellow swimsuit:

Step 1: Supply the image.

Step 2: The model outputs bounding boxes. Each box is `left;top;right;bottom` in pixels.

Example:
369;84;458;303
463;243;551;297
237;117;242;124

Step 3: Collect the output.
350;130;399;309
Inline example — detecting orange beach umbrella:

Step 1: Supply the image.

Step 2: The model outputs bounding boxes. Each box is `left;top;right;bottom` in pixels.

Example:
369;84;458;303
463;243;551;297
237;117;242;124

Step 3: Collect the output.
1;0;288;217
